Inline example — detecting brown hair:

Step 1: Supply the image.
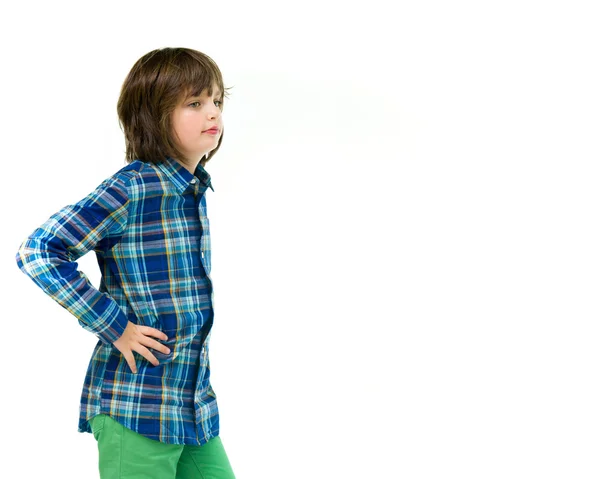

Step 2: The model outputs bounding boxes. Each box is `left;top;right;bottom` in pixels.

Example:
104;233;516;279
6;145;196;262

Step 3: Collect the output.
117;47;231;168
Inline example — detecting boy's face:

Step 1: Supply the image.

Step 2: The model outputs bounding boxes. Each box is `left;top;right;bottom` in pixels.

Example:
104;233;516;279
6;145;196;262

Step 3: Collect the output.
171;83;223;164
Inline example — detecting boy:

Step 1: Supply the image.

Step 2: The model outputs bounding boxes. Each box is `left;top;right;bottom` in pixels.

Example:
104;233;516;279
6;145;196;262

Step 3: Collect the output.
15;47;236;478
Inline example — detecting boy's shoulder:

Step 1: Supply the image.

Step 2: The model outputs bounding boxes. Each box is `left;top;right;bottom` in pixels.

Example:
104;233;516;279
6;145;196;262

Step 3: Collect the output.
95;159;180;203
105;159;157;189
112;159;147;181
85;160;154;203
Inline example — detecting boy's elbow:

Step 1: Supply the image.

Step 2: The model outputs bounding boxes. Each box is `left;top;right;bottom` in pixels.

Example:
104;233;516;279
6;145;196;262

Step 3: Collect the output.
15;237;52;280
15;240;31;273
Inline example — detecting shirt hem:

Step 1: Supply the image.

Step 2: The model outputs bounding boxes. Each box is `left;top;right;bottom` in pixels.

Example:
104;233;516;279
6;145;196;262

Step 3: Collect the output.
78;413;220;446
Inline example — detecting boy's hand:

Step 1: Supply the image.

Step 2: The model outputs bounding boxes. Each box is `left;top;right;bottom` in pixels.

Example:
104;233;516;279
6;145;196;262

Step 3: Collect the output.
112;321;170;373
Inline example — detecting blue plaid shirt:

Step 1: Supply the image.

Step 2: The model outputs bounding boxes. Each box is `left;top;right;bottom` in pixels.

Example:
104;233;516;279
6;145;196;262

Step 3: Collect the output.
15;157;220;445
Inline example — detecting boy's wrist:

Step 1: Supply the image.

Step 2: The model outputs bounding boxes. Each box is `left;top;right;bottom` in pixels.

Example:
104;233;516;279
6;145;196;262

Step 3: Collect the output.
92;305;129;345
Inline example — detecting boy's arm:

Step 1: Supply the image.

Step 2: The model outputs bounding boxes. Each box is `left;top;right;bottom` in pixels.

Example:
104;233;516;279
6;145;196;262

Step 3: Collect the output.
15;175;131;345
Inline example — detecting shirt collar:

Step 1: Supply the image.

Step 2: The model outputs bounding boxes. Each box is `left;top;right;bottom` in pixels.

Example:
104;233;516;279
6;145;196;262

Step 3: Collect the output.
154;156;214;195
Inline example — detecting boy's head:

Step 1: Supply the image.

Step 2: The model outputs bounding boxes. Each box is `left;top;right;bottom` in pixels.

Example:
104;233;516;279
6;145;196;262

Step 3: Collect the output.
117;47;230;168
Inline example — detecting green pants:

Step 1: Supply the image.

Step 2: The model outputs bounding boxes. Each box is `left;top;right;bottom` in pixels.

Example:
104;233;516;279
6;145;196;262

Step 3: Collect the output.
90;414;236;479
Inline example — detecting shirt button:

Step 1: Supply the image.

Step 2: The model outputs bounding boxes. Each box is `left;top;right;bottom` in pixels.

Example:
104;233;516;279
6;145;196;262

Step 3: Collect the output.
190;178;197;184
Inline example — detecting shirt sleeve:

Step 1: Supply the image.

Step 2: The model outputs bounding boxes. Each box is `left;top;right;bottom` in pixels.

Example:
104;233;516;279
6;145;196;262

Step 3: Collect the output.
15;174;131;345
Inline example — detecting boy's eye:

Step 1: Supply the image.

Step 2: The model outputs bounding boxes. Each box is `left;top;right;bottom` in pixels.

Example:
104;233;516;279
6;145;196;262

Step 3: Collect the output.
189;100;223;108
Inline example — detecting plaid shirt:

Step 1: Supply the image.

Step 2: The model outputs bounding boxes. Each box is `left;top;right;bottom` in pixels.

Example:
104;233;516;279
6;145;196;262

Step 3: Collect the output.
15;157;220;445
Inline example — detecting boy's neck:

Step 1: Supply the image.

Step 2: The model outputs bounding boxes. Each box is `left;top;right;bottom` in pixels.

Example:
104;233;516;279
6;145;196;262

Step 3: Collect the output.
172;157;202;176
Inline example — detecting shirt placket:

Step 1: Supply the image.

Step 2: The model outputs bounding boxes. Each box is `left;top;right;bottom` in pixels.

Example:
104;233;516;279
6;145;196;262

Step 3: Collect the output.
191;179;214;346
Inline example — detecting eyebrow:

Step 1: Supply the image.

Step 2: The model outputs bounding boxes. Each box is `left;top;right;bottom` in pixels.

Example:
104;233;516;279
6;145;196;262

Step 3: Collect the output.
188;89;221;99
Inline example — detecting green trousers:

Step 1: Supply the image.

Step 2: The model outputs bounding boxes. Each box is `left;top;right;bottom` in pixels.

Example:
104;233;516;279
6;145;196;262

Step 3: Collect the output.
90;414;236;479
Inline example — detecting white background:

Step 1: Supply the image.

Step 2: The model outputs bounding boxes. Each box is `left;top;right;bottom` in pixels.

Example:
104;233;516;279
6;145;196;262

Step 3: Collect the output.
2;0;599;477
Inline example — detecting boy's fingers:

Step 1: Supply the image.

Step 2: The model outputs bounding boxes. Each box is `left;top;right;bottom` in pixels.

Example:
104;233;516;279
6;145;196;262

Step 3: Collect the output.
124;352;137;374
146;337;171;354
140;326;168;340
135;344;159;367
